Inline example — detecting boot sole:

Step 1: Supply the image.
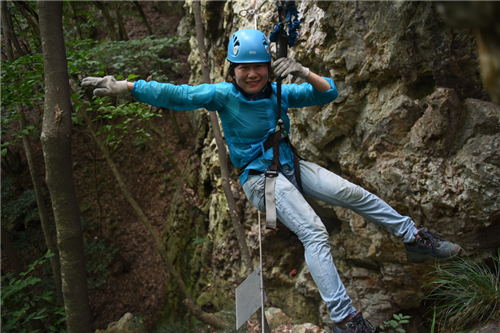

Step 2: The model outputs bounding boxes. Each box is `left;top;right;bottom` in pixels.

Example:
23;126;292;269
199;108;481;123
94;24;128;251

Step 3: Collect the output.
406;246;462;264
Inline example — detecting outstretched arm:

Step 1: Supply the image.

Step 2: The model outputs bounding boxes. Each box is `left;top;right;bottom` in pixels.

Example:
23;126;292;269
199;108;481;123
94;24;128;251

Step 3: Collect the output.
273;58;331;92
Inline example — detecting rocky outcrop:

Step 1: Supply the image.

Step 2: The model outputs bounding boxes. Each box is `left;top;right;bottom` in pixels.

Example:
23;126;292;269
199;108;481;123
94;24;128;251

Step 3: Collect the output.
160;1;500;330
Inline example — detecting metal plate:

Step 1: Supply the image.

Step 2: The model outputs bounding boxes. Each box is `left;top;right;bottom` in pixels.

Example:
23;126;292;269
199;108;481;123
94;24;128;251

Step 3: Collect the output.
236;265;266;329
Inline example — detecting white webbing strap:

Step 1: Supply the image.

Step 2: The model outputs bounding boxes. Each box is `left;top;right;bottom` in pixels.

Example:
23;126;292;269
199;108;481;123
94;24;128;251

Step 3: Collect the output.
264;170;278;229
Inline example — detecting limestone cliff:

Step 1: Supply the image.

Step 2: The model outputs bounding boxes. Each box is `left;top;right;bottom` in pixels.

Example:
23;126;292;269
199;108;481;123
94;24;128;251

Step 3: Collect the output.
161;1;500;329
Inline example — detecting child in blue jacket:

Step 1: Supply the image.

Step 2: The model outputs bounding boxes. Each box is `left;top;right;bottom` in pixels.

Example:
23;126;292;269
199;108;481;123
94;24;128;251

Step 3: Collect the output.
82;29;460;333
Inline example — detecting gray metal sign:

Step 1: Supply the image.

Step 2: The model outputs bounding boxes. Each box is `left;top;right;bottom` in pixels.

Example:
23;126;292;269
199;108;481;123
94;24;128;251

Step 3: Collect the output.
235;265;266;329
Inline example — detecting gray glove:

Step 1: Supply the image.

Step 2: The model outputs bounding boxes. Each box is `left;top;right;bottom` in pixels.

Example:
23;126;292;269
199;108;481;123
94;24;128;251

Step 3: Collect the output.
81;76;129;97
273;58;310;80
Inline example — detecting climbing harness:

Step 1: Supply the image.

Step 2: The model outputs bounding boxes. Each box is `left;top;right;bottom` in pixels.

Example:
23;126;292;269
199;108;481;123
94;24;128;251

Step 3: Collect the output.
265;1;303;230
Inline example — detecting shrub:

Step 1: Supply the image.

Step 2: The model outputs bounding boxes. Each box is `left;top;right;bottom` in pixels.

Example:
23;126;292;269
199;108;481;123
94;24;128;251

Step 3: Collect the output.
424;250;500;331
1;251;66;333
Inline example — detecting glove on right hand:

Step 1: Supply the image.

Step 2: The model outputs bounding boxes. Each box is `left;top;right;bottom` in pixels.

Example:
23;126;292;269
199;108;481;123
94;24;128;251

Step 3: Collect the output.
81;76;129;97
273;58;310;80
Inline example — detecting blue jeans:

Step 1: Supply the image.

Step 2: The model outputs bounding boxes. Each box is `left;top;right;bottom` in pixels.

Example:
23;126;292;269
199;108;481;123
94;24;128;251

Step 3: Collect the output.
242;160;418;323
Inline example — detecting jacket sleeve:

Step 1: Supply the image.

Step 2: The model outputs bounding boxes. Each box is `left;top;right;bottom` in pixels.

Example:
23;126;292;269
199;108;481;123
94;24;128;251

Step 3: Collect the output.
131;80;224;111
285;77;338;108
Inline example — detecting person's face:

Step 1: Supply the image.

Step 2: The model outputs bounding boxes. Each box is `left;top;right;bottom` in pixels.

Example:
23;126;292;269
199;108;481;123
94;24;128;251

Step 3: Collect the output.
233;63;269;95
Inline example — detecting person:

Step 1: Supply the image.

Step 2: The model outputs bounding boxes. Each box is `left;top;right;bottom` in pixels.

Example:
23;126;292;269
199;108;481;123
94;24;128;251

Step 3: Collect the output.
82;29;461;333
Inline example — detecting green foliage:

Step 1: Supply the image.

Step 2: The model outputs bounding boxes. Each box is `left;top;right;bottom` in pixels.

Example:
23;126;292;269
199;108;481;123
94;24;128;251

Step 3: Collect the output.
424;250;500;332
62;1;107;43
1;251;67;333
66;36;186;82
84;239;119;291
129;314;145;331
1;177;39;230
192;237;210;246
4;1;41;53
379;313;411;333
1;53;44;155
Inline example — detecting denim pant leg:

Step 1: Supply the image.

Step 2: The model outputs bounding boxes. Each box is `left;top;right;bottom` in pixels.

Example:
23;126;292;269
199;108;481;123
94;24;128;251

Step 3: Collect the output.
242;172;357;323
299;160;418;243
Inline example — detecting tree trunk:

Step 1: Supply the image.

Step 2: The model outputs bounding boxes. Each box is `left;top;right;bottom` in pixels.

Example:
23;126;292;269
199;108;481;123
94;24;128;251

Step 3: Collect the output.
38;2;92;333
1;1;14;61
133;1;154;36
147;119;181;176
92;1;119;41
192;0;253;274
193;2;271;332
1;225;25;277
19;110;64;306
4;3;65;304
82;110;228;329
5;3;29;56
169;108;186;145
69;2;83;40
113;2;129;41
12;1;40;37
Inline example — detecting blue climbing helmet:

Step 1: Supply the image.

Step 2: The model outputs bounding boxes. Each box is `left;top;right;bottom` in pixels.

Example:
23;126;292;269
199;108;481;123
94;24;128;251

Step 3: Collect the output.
227;29;271;63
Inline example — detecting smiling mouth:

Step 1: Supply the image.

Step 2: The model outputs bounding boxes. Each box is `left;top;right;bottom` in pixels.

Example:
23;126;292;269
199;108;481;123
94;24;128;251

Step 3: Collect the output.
246;80;260;86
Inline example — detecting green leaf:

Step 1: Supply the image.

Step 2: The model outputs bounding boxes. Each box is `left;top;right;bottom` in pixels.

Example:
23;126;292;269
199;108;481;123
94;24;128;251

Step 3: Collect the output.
1;148;7;156
22;129;30;135
393;314;401;320
396;328;406;333
399;320;409;324
68;63;80;74
127;74;138;80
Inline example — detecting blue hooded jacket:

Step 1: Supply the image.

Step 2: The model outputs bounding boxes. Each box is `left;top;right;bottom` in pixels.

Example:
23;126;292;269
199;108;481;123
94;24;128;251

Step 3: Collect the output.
132;79;338;184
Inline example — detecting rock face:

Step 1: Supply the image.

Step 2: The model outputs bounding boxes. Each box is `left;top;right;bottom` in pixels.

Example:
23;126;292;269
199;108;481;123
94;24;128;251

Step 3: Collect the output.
160;1;500;330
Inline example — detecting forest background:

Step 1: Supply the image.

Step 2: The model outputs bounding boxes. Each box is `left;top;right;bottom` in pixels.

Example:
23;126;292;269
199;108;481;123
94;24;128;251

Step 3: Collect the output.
1;1;500;333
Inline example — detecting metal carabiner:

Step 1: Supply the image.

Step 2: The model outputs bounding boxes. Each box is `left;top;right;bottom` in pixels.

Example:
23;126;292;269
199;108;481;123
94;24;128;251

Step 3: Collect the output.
239;0;268;17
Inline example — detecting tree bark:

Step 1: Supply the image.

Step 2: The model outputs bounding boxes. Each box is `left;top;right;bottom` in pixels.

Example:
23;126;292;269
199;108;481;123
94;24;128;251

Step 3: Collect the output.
19;110;64;306
5;4;29;55
92;1;119;41
69;2;83;40
82;110;228;329
133;1;154;36
192;0;253;273
12;1;40;37
38;2;92;332
4;4;64;304
2;1;14;61
193;2;271;332
169;109;186;145
147;119;181;176
1;224;25;277
113;2;129;41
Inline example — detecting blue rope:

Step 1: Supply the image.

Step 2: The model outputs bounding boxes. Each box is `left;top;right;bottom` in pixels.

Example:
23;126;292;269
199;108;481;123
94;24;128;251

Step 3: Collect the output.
269;4;301;48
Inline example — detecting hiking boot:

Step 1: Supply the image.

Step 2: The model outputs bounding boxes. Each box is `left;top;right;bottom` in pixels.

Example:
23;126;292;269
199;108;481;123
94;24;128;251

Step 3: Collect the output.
405;227;461;263
334;311;375;333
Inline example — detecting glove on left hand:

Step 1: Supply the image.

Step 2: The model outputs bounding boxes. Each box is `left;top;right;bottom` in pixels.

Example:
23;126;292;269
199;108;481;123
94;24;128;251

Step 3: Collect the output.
273;58;310;80
81;76;129;97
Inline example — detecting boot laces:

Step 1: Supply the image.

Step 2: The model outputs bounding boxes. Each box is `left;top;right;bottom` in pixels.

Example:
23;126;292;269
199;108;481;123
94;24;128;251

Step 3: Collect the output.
349;315;375;332
418;226;444;256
